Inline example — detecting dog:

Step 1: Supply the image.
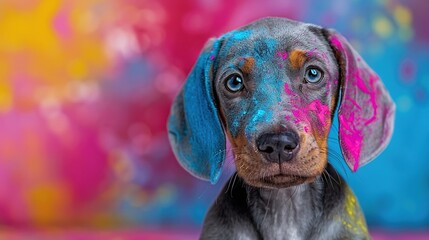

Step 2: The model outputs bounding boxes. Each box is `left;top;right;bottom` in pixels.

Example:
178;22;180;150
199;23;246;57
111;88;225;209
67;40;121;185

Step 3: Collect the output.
168;17;395;240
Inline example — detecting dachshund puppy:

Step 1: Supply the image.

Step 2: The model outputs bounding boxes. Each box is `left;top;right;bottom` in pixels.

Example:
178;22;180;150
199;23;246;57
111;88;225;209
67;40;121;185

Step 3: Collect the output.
168;17;395;240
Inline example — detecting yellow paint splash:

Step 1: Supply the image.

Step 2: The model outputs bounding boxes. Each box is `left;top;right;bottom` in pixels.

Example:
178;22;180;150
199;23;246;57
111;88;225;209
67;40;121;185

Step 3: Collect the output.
0;0;111;113
393;5;414;42
27;183;70;226
394;5;412;28
373;16;393;38
341;187;369;235
0;81;13;112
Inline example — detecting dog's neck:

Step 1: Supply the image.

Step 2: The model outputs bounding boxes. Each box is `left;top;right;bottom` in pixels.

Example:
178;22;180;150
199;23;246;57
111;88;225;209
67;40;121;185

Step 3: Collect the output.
244;164;342;240
246;178;323;239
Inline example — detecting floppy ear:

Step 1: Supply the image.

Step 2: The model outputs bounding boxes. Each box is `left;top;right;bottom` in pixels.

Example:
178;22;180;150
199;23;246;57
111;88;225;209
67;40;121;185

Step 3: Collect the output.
323;29;395;172
167;38;225;184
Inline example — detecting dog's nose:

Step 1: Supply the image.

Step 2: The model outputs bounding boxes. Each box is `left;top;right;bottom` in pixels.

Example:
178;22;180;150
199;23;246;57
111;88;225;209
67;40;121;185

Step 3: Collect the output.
256;132;300;163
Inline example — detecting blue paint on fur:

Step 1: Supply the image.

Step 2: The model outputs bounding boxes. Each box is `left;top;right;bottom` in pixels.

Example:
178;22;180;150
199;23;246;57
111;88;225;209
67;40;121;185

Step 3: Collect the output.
245;109;273;136
167;39;225;184
229;29;252;40
221;29;253;53
265;38;278;52
231;109;247;136
169;29;281;183
253;109;267;122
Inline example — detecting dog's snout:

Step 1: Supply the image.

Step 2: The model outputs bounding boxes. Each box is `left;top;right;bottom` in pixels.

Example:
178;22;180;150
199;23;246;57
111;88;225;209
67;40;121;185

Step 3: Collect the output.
256;132;300;163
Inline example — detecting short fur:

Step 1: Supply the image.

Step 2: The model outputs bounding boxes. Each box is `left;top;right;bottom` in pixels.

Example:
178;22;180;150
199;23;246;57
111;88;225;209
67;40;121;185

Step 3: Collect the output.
168;17;395;240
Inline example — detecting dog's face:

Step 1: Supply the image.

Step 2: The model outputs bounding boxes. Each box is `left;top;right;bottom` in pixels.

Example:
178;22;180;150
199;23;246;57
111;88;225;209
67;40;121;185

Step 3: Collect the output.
168;17;395;187
214;22;339;188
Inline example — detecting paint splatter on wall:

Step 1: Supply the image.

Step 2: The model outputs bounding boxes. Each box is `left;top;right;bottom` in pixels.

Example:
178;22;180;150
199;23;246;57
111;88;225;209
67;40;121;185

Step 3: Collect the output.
0;0;428;230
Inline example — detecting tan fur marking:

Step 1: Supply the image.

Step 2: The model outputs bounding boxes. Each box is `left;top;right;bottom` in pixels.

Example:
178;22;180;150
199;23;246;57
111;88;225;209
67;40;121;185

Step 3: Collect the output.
241;57;255;74
289;49;307;69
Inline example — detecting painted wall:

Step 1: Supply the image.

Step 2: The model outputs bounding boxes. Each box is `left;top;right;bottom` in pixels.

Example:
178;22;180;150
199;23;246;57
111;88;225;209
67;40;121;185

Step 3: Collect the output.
0;0;428;230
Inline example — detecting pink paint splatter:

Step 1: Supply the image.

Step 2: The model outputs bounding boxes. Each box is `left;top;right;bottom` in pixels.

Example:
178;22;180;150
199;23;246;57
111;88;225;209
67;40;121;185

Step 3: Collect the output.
284;83;293;95
354;71;379;126
306;48;318;57
306;48;329;62
330;35;344;50
52;8;72;40
283;83;329;134
277;51;288;60
339;70;379;170
292;99;329;128
344;96;362;110
307;100;330;126
210;54;215;60
329;33;381;171
304;126;309;133
339;113;363;172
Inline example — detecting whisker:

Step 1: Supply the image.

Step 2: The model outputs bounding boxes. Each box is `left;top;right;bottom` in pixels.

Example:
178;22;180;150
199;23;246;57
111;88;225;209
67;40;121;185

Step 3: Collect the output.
326;148;349;179
230;172;239;198
261;187;273;227
321;170;331;189
224;171;235;195
325;168;340;187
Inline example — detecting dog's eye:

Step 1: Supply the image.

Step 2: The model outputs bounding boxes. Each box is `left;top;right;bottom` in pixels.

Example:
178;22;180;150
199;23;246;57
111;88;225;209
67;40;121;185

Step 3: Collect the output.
225;74;244;92
304;67;323;83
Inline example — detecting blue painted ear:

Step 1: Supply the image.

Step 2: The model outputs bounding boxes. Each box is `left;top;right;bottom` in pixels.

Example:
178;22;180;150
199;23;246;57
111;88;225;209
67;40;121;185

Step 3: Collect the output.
167;38;225;184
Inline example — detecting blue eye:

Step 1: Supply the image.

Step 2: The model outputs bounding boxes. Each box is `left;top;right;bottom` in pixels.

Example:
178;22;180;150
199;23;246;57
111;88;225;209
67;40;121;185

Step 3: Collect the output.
305;67;323;83
225;74;244;92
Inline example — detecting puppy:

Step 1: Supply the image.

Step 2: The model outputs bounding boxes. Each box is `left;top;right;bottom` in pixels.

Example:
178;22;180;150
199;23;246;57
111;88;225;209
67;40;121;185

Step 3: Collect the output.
168;17;395;240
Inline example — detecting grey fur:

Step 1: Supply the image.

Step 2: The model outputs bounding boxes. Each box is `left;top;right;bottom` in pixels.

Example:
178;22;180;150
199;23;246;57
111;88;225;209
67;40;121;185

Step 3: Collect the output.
201;165;369;240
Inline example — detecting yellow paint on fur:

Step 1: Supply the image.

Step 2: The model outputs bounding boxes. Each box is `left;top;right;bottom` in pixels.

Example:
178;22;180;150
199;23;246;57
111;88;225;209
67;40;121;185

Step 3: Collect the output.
340;187;368;235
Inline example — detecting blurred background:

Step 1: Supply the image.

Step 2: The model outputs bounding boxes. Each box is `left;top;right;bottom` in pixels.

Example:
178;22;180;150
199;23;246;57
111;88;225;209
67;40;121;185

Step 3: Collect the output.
0;0;428;239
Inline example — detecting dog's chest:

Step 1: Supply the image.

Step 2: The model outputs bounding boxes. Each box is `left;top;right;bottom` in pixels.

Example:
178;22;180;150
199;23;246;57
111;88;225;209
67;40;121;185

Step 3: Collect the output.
251;186;318;240
264;213;303;240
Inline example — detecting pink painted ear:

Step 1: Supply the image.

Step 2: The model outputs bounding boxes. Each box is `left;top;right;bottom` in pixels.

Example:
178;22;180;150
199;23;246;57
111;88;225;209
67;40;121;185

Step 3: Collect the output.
324;29;395;172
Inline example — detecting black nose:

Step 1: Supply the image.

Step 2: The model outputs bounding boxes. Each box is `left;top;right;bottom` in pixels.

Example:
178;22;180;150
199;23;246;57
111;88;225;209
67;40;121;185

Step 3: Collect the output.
256;132;300;163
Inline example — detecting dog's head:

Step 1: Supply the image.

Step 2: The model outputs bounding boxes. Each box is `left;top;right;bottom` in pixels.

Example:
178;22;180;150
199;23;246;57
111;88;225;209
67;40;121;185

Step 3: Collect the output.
168;17;395;188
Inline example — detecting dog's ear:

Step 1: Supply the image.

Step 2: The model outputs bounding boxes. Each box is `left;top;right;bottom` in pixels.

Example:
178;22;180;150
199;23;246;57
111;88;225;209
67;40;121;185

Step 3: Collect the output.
167;38;225;184
323;29;395;172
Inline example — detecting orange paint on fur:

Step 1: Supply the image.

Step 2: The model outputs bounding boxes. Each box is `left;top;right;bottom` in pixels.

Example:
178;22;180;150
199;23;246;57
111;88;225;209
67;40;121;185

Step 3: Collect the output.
289;49;307;69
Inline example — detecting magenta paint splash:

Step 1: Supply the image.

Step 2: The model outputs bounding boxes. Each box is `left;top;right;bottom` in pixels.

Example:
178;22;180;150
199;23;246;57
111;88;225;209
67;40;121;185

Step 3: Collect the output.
307;100;330;126
337;71;366;171
277;51;288;60
330;35;344;50
304;126;309;133
275;51;289;69
354;70;379;125
339;70;379;171
329;33;384;171
306;48;317;57
284;83;329;134
284;83;294;95
306;48;329;62
53;8;72;40
339;113;363;172
330;34;362;170
292;99;329;128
